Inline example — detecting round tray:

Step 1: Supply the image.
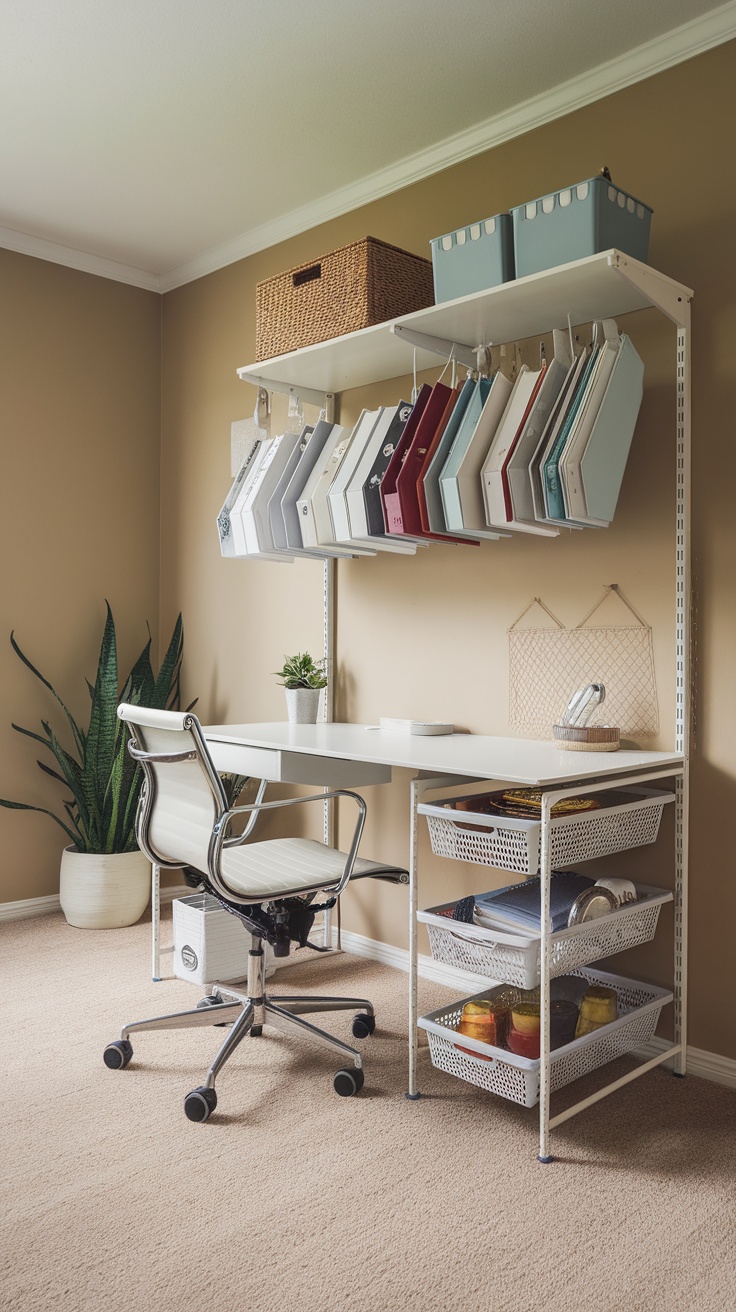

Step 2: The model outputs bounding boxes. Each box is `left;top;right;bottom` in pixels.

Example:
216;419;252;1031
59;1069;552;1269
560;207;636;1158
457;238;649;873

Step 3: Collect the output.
552;723;620;751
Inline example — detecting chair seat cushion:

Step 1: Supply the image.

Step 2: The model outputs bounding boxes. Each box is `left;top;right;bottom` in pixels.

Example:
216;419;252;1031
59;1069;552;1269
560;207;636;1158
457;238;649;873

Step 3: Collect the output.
221;837;403;901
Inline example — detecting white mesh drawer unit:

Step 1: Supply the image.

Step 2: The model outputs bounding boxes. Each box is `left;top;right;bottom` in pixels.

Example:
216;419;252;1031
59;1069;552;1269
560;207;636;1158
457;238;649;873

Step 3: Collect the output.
418;968;672;1109
418;883;672;991
418;786;675;877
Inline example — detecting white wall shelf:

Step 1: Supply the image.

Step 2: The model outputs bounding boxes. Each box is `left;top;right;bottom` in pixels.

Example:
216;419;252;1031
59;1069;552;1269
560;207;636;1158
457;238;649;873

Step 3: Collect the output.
237;249;692;397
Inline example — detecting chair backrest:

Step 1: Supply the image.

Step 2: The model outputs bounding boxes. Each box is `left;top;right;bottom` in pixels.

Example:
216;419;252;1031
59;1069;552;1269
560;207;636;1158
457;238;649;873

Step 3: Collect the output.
117;704;226;877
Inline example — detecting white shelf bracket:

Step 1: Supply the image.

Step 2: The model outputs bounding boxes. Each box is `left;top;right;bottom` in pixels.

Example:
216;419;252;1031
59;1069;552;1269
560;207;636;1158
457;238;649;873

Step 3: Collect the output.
237;368;331;413
390;323;479;372
606;252;692;328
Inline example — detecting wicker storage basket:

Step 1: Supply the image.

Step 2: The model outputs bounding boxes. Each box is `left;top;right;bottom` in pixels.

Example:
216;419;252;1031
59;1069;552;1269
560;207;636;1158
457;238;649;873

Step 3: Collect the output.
255;237;434;360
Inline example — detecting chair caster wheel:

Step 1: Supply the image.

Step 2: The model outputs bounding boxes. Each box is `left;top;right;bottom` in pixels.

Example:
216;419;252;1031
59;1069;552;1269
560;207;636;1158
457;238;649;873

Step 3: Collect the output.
352;1012;376;1039
184;1086;217;1122
196;995;230;1026
334;1067;365;1097
103;1039;133;1070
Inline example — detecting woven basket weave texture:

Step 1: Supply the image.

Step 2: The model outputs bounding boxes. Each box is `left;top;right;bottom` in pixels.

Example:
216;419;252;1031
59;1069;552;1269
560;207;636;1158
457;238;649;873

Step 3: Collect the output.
255;237;434;360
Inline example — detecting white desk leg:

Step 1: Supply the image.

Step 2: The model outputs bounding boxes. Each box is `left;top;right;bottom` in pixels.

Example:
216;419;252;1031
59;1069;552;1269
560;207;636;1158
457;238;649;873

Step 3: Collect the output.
538;794;554;1163
407;772;471;1100
407;776;421;1099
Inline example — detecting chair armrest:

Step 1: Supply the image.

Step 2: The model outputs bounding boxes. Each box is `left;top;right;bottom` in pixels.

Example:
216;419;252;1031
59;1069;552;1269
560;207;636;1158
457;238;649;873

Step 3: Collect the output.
209;789;367;906
221;777;268;846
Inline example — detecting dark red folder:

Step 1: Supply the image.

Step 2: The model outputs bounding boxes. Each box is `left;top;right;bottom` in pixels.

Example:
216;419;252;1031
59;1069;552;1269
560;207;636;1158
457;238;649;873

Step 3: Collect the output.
394;384;480;544
380;384;432;534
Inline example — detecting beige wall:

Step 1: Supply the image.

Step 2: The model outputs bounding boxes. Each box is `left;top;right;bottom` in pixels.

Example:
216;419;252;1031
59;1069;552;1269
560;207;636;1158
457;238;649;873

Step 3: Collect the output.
0;250;162;901
161;39;736;1059
3;40;732;1059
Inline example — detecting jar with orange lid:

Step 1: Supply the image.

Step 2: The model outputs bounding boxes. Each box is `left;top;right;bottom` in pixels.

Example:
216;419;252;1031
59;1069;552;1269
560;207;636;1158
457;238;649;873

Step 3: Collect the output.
455;997;510;1057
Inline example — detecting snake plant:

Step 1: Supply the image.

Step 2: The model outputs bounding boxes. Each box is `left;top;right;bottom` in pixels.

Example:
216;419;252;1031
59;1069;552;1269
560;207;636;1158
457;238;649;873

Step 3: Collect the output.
0;604;196;854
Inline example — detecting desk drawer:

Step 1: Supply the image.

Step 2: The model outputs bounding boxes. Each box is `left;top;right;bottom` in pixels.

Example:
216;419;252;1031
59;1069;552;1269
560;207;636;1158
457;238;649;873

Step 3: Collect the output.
207;741;391;788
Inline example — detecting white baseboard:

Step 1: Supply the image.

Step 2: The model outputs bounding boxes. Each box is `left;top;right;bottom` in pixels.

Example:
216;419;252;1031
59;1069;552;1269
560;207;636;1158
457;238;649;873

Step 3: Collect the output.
0;893;62;921
3;894;734;1091
334;925;736;1093
0;882;190;923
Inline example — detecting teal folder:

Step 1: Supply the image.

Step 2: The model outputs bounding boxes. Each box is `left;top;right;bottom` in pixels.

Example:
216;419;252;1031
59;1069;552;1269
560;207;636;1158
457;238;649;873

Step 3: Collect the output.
439;376;497;531
542;348;600;521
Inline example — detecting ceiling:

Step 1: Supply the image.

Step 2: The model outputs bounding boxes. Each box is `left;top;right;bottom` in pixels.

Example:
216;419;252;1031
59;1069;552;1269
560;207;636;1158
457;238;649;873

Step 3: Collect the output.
1;0;734;291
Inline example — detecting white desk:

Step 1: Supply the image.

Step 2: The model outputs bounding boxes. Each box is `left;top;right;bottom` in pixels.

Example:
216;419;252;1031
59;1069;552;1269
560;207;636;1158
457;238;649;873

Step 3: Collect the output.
203;720;683;786
203;721;685;1159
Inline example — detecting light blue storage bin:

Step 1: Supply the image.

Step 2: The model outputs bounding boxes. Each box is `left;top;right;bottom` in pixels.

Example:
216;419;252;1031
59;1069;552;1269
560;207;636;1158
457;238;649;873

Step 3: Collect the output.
512;177;652;278
430;213;514;303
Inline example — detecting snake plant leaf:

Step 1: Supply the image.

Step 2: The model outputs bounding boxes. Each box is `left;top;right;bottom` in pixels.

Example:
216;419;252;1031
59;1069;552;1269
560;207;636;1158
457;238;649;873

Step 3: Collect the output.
36;761;70;787
1;606;193;854
151;614;183;710
123;628;155;707
83;603;118;838
10;631;86;759
0;798;82;848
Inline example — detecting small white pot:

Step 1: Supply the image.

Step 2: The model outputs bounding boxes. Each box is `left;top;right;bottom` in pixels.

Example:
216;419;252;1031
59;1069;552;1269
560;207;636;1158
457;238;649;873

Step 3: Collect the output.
285;686;322;724
59;846;151;929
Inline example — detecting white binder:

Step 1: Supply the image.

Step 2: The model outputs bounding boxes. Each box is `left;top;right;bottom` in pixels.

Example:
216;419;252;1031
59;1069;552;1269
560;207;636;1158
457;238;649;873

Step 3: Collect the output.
481;368;559;535
297;424;375;555
327;409;382;544
505;329;572;526
559;320;622;522
230;441;293;560
577;333;644;524
240;432;303;555
444;372;512;538
217;437;261;558
267;425;321;556
281;421;350;555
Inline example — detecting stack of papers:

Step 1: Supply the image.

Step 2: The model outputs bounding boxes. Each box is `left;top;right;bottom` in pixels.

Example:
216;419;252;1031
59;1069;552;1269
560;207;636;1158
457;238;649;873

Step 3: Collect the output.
473;871;595;934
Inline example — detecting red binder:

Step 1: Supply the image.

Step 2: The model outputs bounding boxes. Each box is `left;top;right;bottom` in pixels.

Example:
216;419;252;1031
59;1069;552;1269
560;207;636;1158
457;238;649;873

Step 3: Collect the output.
380;385;432;534
395;384;480;544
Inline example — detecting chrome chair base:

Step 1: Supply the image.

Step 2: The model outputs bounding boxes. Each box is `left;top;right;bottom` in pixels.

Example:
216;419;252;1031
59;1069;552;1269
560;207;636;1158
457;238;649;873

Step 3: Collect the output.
103;938;374;1120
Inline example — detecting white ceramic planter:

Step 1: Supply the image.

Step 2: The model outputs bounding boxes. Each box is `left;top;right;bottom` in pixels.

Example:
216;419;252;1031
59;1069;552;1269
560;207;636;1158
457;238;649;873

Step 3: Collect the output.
59;846;151;929
285;687;322;724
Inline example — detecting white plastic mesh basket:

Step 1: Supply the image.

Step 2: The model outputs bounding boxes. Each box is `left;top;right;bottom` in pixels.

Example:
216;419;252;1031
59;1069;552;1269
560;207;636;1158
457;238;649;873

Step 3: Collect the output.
419;968;672;1108
419;885;671;990
419;786;673;877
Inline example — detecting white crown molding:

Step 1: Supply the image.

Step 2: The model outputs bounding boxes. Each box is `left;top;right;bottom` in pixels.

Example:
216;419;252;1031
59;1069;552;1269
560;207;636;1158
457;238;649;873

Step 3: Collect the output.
159;2;736;292
0;224;160;292
2;4;735;292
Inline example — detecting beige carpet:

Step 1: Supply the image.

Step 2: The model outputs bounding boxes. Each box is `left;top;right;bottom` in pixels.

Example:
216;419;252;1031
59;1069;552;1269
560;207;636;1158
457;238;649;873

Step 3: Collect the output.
2;910;735;1312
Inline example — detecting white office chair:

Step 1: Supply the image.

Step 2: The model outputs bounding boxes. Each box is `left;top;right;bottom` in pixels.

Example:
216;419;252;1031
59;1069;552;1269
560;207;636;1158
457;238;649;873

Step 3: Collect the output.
103;705;407;1121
